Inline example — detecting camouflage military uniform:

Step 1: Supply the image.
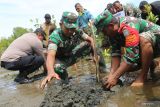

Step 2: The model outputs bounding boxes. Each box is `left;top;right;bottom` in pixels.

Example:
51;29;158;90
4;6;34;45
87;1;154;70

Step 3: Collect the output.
49;28;91;68
95;10;160;65
48;11;91;73
48;12;106;78
117;17;160;64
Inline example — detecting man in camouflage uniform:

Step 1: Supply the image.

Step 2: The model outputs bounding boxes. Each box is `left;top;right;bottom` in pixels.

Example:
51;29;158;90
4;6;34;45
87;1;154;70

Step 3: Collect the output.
41;12;107;88
94;10;160;89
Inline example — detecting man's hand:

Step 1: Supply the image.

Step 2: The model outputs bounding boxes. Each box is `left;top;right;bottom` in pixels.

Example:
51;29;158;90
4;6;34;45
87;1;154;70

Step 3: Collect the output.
102;74;118;89
40;72;60;89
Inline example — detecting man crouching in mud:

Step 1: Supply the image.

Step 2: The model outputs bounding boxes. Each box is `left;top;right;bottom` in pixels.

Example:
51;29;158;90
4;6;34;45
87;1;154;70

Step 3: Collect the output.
41;12;107;88
94;9;160;89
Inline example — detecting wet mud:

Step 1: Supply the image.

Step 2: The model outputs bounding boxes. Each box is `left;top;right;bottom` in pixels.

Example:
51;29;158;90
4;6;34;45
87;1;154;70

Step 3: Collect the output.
1;58;160;107
40;58;160;107
40;59;121;107
40;72;160;107
40;74;116;107
0;68;45;107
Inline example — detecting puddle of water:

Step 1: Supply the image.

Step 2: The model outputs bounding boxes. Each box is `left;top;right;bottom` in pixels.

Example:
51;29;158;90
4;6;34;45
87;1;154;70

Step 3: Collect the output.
43;59;160;107
99;82;160;107
1;57;160;107
0;69;45;107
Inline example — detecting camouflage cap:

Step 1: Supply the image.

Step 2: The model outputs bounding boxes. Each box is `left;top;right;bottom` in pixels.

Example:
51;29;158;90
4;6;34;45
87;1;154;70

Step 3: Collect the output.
61;12;78;28
94;10;113;31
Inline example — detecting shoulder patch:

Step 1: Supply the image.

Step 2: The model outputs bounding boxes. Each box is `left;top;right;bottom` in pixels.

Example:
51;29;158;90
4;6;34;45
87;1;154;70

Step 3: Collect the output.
123;29;130;37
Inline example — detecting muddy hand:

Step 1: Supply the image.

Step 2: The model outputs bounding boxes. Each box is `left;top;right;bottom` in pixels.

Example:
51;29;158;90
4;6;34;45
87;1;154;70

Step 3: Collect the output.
40;73;60;89
102;76;109;90
102;75;118;89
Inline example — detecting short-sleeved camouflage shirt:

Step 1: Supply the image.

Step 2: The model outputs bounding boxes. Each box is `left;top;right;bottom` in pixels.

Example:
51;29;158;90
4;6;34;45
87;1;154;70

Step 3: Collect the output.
48;28;88;58
111;16;160;64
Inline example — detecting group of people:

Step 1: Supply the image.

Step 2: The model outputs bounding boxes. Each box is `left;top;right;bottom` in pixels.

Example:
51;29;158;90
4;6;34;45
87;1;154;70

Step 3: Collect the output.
1;1;160;90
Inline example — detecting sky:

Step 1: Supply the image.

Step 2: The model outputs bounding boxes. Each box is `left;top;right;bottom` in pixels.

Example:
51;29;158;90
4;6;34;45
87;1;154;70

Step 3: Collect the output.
0;0;153;38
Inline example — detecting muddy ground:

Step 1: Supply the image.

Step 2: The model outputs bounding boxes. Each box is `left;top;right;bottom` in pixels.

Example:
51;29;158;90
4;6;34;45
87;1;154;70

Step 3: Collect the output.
0;69;45;107
40;75;116;107
1;59;160;107
40;59;160;107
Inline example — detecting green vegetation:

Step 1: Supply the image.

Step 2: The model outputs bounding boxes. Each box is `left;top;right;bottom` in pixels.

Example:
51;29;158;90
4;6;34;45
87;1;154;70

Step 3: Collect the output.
30;15;56;28
144;5;158;23
0;15;57;55
0;27;32;54
30;18;41;28
51;15;56;25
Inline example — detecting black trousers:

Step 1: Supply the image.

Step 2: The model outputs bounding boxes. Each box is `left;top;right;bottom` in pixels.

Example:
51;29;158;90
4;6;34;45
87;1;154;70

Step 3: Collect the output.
1;55;44;77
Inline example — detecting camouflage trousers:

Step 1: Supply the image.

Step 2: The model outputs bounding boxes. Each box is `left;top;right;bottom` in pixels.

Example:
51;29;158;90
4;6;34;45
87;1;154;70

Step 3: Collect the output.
54;41;106;79
55;41;91;66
